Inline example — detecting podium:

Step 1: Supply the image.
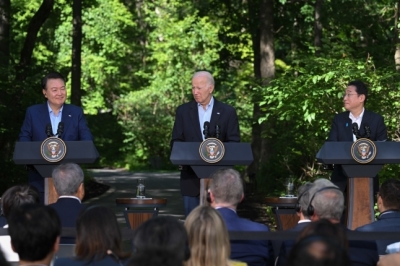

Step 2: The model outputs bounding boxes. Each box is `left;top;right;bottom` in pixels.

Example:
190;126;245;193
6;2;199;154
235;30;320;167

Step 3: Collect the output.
316;141;400;229
170;142;253;203
13;141;99;205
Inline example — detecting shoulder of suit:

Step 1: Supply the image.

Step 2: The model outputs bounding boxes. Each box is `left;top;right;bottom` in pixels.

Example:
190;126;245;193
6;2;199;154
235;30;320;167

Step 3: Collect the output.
363;109;383;118
213;98;236;110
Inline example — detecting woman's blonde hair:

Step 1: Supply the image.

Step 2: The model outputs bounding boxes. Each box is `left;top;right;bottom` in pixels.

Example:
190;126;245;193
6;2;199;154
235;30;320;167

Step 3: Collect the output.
184;205;231;266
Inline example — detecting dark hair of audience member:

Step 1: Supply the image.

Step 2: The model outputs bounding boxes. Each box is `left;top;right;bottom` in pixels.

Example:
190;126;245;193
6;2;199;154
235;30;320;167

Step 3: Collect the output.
129;216;189;266
1;185;40;219
287;234;351;266
8;204;61;262
184;205;231;266
75;205;130;262
378;179;400;210
0;249;10;266
297;219;349;250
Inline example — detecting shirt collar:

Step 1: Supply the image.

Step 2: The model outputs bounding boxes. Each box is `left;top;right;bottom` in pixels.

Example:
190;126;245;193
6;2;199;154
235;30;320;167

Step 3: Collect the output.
47;101;64;114
197;96;214;108
349;107;365;121
58;195;81;203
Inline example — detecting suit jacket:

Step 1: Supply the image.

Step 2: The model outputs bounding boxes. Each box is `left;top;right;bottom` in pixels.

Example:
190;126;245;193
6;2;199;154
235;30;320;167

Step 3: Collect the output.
217;208;274;266
54;256;129;266
356;211;400;255
171;99;240;196
276;221;310;266
19;102;93;141
327;110;387;190
49;198;86;244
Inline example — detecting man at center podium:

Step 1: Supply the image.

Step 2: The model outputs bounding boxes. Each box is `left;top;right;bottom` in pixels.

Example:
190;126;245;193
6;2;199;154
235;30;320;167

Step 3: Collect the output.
327;80;387;193
171;71;240;217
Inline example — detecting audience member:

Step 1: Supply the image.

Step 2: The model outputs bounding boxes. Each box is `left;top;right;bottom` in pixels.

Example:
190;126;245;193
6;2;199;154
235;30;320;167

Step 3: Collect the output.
8;204;61;266
286;234;351;266
356;179;400;255
377;252;400;266
308;178;379;266
129;216;189;266
0;185;40;262
208;168;274;266
185;205;247;266
276;182;314;266
50;163;86;244
54;205;130;266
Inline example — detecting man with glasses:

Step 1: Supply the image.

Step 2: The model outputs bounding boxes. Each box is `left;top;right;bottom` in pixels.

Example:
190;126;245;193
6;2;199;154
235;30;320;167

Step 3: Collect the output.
327;80;387;193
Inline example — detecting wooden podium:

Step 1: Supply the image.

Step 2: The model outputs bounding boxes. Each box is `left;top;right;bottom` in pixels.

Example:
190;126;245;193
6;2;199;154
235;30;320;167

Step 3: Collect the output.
170;142;253;203
316;141;400;229
13;141;99;205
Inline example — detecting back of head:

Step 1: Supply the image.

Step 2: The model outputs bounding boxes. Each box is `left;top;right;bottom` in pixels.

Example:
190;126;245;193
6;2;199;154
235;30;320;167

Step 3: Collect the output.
287;234;351;266
348;80;368;104
8;204;61;262
1;185;40;219
209;168;243;206
185;205;230;266
297;182;314;218
52;163;84;196
75;205;126;261
132;216;188;264
379;179;400;210
307;179;344;221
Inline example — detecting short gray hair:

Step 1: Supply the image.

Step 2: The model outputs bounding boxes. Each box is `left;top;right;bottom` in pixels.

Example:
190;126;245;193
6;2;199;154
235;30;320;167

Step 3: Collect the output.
52;163;84;196
297;182;314;218
209;168;243;206
192;71;215;86
308;178;344;220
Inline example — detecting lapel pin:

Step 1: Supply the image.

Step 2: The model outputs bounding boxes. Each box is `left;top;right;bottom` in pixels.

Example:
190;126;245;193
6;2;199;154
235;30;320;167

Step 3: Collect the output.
217;112;220;115
69;115;72;117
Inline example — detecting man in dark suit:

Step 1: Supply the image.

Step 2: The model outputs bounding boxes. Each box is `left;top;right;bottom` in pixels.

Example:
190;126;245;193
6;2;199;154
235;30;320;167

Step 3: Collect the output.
171;71;240;217
308;178;379;266
208;168;274;266
276;182;314;266
327;80;387;192
356;179;400;255
18;71;93;202
50;163;86;244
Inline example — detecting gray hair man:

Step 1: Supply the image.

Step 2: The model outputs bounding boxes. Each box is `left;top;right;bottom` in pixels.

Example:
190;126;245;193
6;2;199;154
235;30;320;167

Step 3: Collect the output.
49;163;86;244
208;168;274;266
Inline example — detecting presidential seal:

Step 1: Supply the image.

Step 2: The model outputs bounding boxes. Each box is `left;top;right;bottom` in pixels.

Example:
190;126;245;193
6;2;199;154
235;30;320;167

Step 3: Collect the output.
41;137;67;163
351;138;377;164
199;138;225;164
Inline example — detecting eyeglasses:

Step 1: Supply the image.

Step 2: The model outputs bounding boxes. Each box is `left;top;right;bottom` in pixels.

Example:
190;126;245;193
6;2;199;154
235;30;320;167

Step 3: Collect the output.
342;93;358;98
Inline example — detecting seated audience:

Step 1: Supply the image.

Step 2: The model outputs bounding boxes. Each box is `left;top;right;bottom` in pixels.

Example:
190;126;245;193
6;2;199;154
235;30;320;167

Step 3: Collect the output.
129;216;190;266
287;234;351;266
185;205;247;266
276;182;314;266
307;178;379;266
377;252;400;266
208;168;274;266
8;204;61;266
50;163;86;244
54;205;130;266
0;185;40;261
356;179;400;255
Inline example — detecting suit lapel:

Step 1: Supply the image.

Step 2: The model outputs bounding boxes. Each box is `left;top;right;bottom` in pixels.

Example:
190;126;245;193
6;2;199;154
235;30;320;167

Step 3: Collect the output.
39;103;51;134
61;104;71;139
210;99;222;130
345;115;353;140
359;110;370;137
189;101;202;140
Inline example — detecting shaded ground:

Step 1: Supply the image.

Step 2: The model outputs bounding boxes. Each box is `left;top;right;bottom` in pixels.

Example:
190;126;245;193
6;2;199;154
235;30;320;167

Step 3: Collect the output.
82;179;110;202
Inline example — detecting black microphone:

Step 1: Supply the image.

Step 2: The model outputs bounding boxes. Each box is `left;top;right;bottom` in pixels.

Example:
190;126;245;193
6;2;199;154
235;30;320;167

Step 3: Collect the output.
203;121;210;139
352;123;361;139
364;123;371;139
215;124;220;139
46;124;52;137
56;122;64;138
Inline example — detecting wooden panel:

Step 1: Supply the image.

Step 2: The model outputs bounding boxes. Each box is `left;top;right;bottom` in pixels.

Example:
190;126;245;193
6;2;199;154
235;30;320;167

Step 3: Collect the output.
279;213;300;230
127;212;154;229
347;177;374;230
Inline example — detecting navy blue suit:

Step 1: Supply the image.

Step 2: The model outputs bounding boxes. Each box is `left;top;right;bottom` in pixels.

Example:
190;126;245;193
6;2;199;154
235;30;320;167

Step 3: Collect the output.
276;222;310;266
49;197;85;244
18;103;93;199
217;208;274;266
171;99;240;196
356;211;400;255
54;256;129;266
327;110;387;191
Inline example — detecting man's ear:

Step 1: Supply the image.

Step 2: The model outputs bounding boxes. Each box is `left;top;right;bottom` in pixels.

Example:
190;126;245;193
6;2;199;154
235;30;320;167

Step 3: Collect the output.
53;236;60;253
77;183;85;200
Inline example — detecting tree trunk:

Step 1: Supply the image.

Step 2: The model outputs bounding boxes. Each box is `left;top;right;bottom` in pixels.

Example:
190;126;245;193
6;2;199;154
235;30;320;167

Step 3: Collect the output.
395;0;400;71
314;0;323;56
14;0;54;84
0;0;10;75
71;0;82;106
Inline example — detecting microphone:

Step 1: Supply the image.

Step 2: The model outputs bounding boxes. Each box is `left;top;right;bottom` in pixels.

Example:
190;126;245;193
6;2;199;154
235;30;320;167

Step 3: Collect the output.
46;124;52;137
364;123;371;139
56;122;64;138
203;121;210;139
215;124;220;139
352;123;361;139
